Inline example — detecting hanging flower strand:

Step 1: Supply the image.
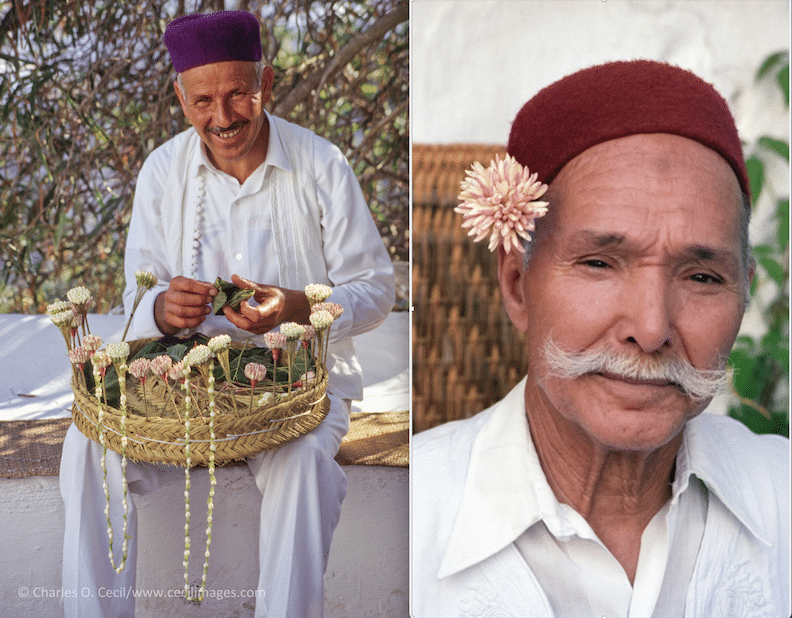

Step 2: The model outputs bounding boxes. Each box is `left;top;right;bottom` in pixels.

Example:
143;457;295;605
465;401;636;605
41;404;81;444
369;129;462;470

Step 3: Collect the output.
455;154;549;253
106;342;131;573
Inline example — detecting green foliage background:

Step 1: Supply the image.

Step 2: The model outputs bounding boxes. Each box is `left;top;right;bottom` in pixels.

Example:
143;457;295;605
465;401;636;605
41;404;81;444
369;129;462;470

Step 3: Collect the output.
0;0;407;313
727;51;789;437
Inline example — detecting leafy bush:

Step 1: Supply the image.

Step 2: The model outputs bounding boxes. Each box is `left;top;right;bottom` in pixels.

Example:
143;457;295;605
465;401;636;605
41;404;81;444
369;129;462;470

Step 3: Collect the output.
728;51;789;437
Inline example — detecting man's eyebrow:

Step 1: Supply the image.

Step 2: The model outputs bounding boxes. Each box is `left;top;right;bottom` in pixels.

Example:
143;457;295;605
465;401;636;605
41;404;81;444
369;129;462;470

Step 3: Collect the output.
567;230;626;249
681;244;740;267
568;232;740;266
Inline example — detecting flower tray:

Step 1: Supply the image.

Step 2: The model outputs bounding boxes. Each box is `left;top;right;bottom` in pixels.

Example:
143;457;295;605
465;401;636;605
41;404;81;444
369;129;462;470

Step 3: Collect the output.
71;338;330;466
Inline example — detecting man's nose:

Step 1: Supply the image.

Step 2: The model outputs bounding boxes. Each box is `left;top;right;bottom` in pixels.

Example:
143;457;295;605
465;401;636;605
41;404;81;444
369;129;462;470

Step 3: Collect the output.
214;99;233;128
616;270;674;354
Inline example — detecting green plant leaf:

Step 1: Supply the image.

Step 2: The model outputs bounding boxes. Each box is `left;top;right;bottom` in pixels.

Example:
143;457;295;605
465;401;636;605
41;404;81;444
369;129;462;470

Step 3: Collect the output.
745;156;764;205
777;199;789;251
777;64;790;107
212;277;255;315
758;135;790;162
756;51;788;80
758;256;786;286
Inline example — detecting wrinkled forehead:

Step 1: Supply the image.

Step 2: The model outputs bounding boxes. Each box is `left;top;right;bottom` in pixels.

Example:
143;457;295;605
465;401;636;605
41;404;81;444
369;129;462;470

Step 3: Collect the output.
542;134;744;246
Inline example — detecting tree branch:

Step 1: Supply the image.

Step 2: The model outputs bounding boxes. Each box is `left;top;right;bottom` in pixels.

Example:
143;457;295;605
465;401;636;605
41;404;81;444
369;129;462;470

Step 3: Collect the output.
272;0;407;118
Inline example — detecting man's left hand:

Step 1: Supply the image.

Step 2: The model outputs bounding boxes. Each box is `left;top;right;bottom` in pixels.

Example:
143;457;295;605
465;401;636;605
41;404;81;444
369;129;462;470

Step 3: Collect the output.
222;274;312;334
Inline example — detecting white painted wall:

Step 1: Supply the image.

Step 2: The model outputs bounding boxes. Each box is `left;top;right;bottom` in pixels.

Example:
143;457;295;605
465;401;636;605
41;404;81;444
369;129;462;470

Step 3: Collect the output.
0;465;408;618
412;0;789;147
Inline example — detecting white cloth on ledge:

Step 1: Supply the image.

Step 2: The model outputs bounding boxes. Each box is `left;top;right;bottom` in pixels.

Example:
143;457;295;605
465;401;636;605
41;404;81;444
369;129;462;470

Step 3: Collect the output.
0;312;407;421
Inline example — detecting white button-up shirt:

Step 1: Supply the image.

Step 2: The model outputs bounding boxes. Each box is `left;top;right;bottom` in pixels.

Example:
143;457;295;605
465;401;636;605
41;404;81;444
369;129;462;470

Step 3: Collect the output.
123;111;395;400
412;378;790;617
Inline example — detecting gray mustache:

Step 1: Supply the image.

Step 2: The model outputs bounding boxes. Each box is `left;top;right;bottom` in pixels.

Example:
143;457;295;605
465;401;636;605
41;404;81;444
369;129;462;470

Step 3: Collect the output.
541;338;729;402
208;120;248;134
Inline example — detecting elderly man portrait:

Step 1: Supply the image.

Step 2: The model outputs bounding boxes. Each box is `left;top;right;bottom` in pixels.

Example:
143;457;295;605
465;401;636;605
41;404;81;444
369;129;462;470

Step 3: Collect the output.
411;55;790;618
58;10;395;618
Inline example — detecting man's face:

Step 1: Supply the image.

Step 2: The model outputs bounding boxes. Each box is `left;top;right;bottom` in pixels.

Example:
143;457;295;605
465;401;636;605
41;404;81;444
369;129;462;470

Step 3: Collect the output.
174;60;274;173
502;133;750;452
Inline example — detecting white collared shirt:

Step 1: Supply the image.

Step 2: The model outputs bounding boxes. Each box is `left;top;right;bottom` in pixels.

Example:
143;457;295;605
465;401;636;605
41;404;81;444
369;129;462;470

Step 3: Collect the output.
123;111;395;400
411;378;790;617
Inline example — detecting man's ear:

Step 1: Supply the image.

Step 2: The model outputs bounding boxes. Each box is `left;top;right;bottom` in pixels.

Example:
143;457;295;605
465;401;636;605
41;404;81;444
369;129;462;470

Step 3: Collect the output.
174;80;189;118
260;65;275;104
498;246;529;333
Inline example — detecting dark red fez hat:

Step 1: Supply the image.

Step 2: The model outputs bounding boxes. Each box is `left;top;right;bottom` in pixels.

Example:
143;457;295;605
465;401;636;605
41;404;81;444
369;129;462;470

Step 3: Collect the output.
507;60;751;199
164;11;262;73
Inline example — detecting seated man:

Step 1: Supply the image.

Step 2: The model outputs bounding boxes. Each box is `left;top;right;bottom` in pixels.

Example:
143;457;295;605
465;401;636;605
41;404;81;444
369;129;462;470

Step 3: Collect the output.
60;11;395;618
412;60;789;617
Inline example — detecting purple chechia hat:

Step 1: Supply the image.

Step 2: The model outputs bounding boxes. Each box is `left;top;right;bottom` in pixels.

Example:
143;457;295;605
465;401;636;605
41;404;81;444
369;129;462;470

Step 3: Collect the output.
164;11;262;73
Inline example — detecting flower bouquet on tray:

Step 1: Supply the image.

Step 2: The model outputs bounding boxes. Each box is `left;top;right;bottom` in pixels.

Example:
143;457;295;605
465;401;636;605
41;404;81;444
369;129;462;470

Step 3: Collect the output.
51;274;339;600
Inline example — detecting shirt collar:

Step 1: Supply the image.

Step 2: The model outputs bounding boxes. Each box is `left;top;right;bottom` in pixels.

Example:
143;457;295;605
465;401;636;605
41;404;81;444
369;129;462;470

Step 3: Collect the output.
675;412;772;547
190;109;293;180
438;381;771;580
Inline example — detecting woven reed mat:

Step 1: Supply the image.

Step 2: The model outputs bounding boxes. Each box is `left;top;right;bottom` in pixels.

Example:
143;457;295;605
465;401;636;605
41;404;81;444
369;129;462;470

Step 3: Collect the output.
0;412;408;479
412;143;526;433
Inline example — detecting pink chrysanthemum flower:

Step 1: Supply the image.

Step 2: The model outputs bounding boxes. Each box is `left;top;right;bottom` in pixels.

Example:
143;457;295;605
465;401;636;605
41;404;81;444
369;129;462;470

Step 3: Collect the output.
264;331;287;363
300;325;316;350
83;334;102;353
264;332;287;350
244;363;267;388
168;360;188;382
455;154;549;253
311;302;343;319
69;346;90;370
150;355;173;380
128;358;151;381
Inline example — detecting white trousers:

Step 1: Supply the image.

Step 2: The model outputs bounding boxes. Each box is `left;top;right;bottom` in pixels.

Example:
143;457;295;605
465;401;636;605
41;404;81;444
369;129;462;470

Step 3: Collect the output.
60;393;350;618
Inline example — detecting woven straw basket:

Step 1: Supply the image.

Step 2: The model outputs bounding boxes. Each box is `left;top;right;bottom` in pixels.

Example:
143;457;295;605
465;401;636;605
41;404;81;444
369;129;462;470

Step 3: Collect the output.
71;338;330;466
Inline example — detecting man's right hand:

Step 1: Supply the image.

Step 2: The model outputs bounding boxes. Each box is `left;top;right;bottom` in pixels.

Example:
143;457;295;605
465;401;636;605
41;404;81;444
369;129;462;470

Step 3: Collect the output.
154;276;217;335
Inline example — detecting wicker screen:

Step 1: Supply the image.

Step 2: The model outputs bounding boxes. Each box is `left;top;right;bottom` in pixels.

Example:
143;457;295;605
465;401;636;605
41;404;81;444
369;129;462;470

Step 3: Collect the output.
412;144;528;433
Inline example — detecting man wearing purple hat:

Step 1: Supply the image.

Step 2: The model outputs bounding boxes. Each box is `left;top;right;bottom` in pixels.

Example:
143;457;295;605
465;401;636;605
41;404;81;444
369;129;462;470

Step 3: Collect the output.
59;11;395;618
412;60;789;616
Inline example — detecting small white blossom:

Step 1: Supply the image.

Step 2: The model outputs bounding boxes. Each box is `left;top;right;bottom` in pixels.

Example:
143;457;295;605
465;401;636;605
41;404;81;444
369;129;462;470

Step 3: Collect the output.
91;350;111;370
51;309;77;327
183;344;213;367
208;334;231;352
134;270;157;289
67;286;92;306
309;310;334;331
304;283;332;305
280;322;305;341
46;300;70;315
106;342;130;364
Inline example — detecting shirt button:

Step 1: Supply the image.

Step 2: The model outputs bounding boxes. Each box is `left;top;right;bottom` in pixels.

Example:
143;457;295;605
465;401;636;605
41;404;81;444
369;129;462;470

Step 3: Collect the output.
236;253;243;260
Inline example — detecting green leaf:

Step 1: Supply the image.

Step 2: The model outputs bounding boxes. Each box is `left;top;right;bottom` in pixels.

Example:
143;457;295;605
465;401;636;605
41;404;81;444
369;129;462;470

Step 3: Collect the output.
212;277;254;315
758;135;790;162
777;199;789;251
777;64;790;107
212;288;228;315
755;51;788;80
745;156;764;205
758;256;786;286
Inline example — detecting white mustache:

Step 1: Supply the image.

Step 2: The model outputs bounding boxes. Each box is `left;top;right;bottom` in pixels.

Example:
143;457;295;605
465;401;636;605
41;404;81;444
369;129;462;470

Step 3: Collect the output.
541;338;729;402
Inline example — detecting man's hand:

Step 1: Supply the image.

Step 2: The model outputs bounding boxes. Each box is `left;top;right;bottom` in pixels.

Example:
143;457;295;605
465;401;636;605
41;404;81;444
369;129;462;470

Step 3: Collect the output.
154;276;217;335
222;274;311;335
